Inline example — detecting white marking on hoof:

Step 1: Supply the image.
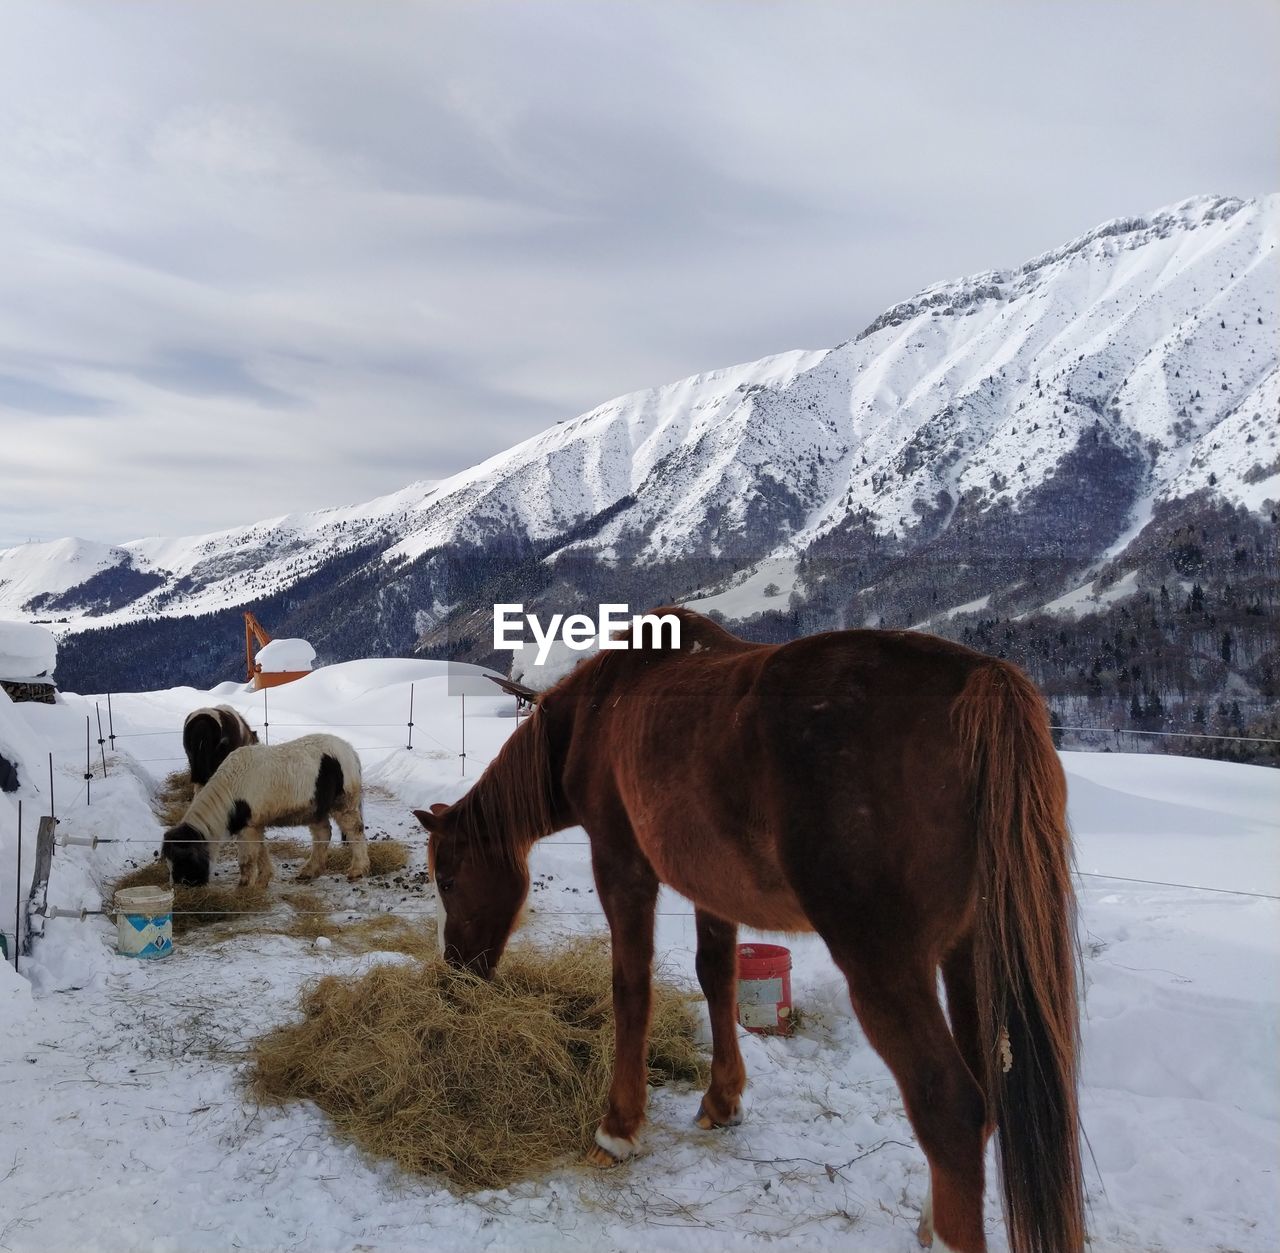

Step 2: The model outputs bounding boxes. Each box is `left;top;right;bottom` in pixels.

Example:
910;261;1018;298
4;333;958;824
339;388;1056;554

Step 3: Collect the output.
594;1126;636;1161
916;1182;933;1248
696;1097;743;1129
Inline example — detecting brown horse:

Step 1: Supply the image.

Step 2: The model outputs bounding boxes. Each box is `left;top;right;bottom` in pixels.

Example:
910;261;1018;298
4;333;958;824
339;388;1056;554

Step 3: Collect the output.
413;608;1082;1253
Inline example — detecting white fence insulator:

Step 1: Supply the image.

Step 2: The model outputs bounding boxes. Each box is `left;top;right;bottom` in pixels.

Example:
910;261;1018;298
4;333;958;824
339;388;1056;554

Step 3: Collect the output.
57;834;101;850
43;905;93;922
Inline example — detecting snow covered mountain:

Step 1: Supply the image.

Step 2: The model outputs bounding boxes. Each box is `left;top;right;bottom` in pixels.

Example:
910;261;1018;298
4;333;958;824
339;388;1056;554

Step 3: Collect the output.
3;194;1276;710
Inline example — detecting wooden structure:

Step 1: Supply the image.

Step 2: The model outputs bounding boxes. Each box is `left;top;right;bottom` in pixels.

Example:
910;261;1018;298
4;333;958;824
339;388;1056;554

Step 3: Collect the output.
0;678;56;705
22;815;58;956
244;612;313;690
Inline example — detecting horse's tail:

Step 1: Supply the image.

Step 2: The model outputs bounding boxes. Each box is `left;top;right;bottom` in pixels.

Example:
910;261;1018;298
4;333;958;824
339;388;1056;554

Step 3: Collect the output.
953;662;1084;1253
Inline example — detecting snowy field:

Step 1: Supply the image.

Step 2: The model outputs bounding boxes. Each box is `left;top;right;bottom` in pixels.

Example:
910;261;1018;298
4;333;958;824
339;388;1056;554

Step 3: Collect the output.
1;662;1277;1252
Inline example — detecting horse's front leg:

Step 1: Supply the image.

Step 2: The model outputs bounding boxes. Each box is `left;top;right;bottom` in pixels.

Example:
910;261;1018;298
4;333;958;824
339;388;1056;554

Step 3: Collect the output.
588;855;659;1167
694;908;746;1130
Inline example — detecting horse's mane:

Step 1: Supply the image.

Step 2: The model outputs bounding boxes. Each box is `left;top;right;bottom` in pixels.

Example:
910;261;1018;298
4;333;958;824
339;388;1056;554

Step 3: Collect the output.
452;706;556;866
449;608;751;863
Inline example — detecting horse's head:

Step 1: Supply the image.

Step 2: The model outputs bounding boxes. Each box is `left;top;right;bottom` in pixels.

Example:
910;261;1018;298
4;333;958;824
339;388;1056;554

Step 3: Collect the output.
414;803;529;978
162;822;211;887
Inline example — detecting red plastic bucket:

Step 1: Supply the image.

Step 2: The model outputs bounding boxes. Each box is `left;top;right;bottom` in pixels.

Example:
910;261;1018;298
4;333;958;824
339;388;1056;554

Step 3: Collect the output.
736;943;793;1035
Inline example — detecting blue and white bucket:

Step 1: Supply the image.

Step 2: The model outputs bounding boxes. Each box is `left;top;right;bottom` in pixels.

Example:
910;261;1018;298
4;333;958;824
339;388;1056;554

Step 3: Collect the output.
114;885;174;960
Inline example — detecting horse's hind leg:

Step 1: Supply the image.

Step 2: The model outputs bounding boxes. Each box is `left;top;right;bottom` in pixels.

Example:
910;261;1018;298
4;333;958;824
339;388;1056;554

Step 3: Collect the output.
835;950;988;1253
298;822;333;880
916;938;993;1249
694;908;746;1130
942;936;990;1130
333;802;369;880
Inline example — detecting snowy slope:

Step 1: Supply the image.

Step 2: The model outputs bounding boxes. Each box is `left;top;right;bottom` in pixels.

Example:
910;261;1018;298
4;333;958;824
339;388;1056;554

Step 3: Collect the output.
0;537;129;613
0;665;1276;1252
1;195;1275;641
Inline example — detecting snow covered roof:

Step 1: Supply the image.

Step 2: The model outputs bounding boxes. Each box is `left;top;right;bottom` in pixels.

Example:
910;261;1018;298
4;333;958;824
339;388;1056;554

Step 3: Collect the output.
255;637;316;673
0;621;56;680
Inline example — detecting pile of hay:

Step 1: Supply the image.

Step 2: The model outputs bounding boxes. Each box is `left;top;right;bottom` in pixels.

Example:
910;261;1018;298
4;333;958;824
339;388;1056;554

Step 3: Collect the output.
249;938;709;1189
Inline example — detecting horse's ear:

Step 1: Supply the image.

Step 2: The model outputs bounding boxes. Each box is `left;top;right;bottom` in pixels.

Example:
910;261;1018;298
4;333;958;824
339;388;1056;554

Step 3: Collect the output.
487;674;540;703
413;803;449;832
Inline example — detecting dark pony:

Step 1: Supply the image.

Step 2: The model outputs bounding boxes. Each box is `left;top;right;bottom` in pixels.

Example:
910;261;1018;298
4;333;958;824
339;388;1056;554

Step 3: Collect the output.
415;608;1083;1253
183;704;258;793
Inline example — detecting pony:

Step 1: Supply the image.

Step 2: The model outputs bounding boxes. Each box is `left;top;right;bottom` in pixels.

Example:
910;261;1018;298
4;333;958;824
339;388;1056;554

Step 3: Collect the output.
414;607;1082;1253
183;704;258;794
163;733;369;889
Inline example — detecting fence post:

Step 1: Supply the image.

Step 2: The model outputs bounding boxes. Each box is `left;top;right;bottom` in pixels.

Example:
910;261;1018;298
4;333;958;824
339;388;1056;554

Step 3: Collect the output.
84;717;92;806
12;800;21;971
22;815;57;956
460;694;466;776
47;753;55;820
96;703;109;777
106;693;116;750
407;683;415;751
263;687;269;745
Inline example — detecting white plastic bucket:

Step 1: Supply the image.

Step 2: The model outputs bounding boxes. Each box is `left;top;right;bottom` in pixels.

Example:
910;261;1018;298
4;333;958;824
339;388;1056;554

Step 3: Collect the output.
115;885;174;960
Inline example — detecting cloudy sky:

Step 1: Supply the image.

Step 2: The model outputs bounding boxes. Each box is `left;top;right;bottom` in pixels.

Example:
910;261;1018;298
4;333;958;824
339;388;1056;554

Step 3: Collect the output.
1;1;1276;548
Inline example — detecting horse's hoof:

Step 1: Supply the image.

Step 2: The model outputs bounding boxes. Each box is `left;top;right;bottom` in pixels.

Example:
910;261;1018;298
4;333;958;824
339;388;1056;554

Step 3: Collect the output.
296;869;316;882
347;868;369;882
588;1127;636;1167
694;1097;743;1130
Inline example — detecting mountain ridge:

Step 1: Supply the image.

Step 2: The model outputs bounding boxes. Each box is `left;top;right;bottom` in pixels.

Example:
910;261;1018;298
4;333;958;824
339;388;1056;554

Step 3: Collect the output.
3;193;1276;751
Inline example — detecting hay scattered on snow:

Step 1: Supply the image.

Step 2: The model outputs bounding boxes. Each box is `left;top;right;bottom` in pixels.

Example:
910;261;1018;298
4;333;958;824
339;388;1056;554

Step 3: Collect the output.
327;839;410;877
283;910;436;959
110;837;410;936
112;854;272;935
110;858;272;935
249;938;708;1190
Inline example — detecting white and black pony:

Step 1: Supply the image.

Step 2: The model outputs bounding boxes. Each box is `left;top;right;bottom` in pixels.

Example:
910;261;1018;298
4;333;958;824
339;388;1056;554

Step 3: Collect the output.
183;705;258;794
163;733;370;888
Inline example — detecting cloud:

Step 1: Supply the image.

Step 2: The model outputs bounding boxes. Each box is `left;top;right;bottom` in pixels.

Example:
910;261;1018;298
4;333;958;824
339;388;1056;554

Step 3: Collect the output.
0;0;1275;547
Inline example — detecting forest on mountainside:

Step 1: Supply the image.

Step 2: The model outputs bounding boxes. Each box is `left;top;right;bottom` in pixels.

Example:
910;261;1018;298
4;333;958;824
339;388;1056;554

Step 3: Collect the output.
53;492;1276;764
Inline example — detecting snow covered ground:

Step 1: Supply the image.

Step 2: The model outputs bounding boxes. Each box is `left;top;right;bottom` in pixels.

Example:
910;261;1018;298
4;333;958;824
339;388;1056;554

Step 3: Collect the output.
1;662;1277;1252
